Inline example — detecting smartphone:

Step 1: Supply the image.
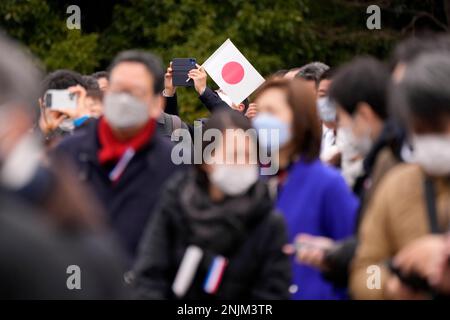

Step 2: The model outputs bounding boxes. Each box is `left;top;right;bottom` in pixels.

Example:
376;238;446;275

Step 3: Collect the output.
44;89;77;111
172;58;197;87
386;259;433;293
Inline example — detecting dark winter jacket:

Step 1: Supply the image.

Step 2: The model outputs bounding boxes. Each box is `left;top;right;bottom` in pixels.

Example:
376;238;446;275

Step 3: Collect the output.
322;120;404;287
157;112;188;138
165;87;229;137
0;190;128;299
132;169;291;300
54;118;184;262
165;87;229;116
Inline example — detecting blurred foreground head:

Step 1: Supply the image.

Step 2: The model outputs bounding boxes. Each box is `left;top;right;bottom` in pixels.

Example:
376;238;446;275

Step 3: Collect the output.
0;31;42;158
391;52;450;176
391;33;450;82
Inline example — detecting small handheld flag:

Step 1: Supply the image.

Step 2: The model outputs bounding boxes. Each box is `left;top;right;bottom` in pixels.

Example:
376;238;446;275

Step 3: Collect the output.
203;39;265;105
203;256;228;294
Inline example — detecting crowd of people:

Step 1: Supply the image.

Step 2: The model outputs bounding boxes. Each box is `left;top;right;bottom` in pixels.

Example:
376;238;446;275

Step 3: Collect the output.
0;28;449;300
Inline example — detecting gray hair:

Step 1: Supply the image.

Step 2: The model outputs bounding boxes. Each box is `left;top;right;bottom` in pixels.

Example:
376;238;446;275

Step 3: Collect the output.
390;52;450;131
0;31;42;116
296;61;330;84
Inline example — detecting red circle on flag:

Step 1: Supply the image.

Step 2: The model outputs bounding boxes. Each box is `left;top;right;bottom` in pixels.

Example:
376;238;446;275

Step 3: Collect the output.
221;61;245;84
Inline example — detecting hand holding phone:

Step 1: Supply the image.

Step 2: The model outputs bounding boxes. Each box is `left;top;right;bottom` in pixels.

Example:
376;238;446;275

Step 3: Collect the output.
172;58;197;87
44;85;87;118
188;64;207;95
283;234;334;270
44;89;78;112
386;259;434;293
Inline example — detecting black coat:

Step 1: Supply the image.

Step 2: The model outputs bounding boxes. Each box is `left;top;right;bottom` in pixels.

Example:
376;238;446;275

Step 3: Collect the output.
165;87;229;117
0;190;128;299
54;118;184;262
132;169;292;300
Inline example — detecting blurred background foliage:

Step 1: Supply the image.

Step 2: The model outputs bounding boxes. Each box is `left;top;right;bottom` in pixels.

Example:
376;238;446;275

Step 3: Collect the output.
0;0;448;122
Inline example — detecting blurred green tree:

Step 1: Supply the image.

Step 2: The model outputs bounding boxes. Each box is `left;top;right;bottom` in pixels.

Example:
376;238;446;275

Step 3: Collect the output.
0;0;448;122
99;0;317;121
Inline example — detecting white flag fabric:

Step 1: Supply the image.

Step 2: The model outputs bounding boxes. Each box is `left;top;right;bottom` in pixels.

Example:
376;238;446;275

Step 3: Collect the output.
202;39;265;105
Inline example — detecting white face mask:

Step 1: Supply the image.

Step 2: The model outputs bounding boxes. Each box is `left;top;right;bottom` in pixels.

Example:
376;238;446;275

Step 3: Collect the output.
1;133;42;190
338;125;373;157
103;92;149;129
317;97;336;122
412;134;450;176
209;164;259;196
58;118;75;132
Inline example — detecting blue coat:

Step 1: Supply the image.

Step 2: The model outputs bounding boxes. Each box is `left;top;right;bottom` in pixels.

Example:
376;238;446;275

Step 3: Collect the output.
54;119;184;263
276;159;358;300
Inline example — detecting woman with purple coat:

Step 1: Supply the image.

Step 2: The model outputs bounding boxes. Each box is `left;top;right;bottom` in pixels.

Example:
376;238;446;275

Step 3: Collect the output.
252;79;359;299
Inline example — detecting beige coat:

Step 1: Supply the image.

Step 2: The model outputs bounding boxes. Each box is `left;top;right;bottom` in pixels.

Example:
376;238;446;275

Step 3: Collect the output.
350;163;450;299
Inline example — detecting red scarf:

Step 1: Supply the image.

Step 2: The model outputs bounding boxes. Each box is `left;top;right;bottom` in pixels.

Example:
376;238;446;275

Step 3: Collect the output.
97;117;156;164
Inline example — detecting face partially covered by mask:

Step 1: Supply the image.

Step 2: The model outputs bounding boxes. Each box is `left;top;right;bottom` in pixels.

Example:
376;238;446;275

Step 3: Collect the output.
412;134;450;176
103;92;149;130
317;97;337;123
252;112;292;151
209;163;259;196
337;104;376;158
205;126;259;196
337;125;373;157
105;60;163;130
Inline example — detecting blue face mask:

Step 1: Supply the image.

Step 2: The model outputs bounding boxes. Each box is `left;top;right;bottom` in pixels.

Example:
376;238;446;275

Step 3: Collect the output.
252;112;291;150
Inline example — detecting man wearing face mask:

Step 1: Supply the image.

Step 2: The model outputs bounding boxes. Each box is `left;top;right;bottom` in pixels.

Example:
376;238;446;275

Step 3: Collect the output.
350;52;450;299
329;57;403;215
316;69;340;164
55;50;184;263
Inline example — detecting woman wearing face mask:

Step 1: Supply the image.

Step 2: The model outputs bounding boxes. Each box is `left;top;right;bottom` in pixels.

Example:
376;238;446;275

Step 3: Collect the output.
350;52;450;300
132;109;291;300
252;79;359;300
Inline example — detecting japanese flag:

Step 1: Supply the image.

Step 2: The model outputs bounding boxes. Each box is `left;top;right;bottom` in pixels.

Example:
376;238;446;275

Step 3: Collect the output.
202;39;265;105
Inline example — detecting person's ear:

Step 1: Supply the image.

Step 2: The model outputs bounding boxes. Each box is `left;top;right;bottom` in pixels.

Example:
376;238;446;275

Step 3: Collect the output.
149;95;164;119
237;103;245;112
356;102;377;124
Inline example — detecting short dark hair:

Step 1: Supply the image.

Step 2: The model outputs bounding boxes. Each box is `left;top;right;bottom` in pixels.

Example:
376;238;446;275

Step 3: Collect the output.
318;68;334;83
254;79;322;162
91;71;109;80
295;62;330;85
82;75;100;90
41;69;86;97
390;33;450;69
328;56;390;120
390;52;450;133
108;50;165;94
86;89;104;101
